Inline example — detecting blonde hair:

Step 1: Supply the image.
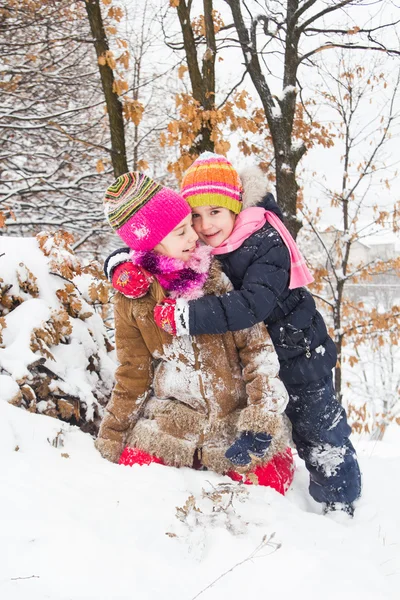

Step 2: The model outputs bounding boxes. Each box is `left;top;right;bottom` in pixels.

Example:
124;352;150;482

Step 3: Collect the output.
149;278;166;303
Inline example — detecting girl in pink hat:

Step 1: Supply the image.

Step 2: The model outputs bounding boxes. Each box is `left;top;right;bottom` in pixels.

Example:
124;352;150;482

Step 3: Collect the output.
97;171;294;494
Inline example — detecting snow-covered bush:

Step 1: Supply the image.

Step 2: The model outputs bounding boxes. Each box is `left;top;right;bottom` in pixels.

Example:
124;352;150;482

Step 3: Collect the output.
0;232;115;435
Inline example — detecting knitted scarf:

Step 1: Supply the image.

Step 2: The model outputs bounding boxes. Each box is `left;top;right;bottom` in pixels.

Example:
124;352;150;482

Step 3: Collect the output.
130;244;212;300
211;207;314;289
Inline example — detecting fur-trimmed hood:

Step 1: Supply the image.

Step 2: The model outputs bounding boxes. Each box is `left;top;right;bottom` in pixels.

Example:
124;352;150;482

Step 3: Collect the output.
239;166;285;222
239;165;270;209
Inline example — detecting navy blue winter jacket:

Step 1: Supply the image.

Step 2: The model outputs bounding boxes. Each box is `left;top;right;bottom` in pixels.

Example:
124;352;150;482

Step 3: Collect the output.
181;193;337;386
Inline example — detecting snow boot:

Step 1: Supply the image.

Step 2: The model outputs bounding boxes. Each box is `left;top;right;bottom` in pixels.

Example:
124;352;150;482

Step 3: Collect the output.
323;501;354;518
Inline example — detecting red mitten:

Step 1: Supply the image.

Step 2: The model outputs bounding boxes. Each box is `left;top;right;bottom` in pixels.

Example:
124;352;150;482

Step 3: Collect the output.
153;298;177;336
112;262;153;299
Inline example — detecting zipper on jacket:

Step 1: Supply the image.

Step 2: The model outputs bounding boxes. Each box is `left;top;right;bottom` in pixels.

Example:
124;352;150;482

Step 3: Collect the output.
305;345;311;358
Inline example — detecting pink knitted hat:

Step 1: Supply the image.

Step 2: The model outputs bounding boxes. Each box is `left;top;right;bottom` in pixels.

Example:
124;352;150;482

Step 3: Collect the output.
103;172;191;251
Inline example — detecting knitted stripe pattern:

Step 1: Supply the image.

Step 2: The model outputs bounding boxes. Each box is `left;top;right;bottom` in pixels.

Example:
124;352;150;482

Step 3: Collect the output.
103;171;191;251
181;152;243;214
104;172;161;231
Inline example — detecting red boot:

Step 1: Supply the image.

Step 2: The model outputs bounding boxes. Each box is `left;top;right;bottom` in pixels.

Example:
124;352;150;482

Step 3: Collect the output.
118;446;165;467
227;447;294;495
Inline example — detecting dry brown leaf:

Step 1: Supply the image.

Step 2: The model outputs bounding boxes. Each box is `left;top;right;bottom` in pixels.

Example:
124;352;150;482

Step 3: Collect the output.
96;159;105;173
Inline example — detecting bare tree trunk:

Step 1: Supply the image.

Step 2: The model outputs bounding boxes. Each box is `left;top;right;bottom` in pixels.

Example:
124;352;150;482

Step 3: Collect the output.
226;0;305;237
85;0;128;177
132;55;141;170
333;289;343;404
201;0;217;152
176;0;215;155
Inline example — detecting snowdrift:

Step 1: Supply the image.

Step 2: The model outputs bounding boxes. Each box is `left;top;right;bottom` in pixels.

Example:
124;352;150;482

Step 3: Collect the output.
0;233;115;433
1;400;399;600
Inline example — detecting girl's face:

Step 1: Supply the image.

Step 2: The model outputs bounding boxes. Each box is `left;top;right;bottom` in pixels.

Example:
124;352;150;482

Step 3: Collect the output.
153;213;198;262
191;206;236;247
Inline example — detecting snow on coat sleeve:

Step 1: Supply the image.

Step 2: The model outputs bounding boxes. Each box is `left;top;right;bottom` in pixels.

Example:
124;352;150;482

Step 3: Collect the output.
185;236;290;335
96;294;153;462
232;323;288;436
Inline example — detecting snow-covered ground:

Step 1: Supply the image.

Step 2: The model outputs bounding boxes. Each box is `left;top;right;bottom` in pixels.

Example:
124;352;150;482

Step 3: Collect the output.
1;400;399;600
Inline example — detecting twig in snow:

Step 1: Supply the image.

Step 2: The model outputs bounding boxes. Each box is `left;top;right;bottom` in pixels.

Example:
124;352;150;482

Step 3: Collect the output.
190;533;281;600
49;271;81;293
10;575;40;580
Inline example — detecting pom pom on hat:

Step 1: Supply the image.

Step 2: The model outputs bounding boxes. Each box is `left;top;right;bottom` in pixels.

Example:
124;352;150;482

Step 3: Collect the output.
181;152;242;214
103;172;191;251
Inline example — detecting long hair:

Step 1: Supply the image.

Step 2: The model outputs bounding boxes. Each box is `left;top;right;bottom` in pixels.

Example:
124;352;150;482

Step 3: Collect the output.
149;278;166;303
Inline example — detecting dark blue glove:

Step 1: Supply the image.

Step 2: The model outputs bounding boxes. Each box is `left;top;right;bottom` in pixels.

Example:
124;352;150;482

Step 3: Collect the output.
225;431;254;466
250;432;273;458
225;431;272;466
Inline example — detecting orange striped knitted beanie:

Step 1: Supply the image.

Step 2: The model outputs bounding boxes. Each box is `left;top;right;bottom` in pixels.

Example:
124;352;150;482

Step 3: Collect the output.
181;152;242;214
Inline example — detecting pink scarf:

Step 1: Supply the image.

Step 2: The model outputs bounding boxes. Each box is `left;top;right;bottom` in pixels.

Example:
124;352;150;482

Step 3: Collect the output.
211;207;314;290
130;244;213;300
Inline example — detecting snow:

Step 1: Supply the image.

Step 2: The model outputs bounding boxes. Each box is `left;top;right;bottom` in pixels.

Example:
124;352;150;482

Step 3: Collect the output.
291;139;305;151
155;342;205;412
281;163;292;173
277;85;297;101
132;224;150;240
0;237;59;309
0;235;115;424
309;444;346;478
335;267;346;280
0;401;399;600
271;103;282;119
244;51;252;64
0;299;51;380
0;374;20;403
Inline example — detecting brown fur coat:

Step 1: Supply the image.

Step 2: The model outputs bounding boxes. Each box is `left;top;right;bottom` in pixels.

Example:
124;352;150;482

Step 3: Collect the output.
96;262;290;473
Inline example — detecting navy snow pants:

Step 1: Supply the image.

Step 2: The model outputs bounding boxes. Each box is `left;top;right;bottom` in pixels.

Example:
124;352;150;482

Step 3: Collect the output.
285;374;362;504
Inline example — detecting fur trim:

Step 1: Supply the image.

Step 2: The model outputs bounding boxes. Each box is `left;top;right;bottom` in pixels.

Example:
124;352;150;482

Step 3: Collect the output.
95;438;124;463
127;419;197;468
201;444;237;474
199;410;241;473
143;398;206;437
238;166;269;209
264;416;292;463
233;409;289;473
201;410;261;474
124;408;290;475
201;431;289;475
235;433;290;475
202;259;233;296
237;405;283;436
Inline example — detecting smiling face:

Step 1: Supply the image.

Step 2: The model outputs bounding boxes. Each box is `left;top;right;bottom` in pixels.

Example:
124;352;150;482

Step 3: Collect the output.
153;213;198;262
191;206;237;247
